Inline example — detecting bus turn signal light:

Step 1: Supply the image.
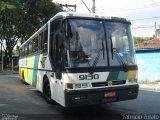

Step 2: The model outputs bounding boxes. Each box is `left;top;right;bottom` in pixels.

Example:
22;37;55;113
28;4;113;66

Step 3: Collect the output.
67;83;73;90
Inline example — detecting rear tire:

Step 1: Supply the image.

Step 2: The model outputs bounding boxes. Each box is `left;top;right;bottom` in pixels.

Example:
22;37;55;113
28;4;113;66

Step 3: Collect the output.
43;78;57;104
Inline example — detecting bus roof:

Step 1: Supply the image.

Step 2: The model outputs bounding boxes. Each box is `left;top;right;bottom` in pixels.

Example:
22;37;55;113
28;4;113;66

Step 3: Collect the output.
20;12;130;49
51;12;130;22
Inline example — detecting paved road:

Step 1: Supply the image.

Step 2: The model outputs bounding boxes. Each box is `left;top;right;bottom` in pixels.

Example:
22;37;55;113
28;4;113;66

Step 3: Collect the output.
0;74;160;120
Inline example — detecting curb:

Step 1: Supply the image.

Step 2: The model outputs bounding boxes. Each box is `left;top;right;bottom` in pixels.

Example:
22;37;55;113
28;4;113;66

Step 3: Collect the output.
0;72;18;75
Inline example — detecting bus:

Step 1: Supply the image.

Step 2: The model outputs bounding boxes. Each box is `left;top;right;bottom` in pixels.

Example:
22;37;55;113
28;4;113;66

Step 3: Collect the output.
19;12;139;107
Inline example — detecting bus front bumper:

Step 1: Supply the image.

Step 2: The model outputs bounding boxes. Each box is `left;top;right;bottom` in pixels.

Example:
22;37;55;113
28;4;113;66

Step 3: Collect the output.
65;84;139;107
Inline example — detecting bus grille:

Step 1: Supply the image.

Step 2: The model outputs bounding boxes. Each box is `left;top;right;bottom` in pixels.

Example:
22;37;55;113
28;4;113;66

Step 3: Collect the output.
92;80;126;87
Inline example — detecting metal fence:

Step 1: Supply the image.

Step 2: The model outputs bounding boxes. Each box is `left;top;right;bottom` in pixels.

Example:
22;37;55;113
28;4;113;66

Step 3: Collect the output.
0;55;19;71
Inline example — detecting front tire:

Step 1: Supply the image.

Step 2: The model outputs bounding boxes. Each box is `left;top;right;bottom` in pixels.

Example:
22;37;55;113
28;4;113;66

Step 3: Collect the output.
43;78;56;104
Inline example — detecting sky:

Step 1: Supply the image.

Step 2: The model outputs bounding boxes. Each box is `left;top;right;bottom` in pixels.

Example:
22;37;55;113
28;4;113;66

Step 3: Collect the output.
53;0;160;37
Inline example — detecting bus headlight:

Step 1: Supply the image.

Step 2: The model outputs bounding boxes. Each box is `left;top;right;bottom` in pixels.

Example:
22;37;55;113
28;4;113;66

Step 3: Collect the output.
128;79;137;84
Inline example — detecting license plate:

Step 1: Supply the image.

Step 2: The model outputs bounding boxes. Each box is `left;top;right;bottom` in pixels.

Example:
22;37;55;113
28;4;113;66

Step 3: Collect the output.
104;91;116;98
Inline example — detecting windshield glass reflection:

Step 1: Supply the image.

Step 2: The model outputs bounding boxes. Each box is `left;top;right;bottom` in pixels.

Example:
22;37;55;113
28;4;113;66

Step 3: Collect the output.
105;22;136;66
64;19;108;68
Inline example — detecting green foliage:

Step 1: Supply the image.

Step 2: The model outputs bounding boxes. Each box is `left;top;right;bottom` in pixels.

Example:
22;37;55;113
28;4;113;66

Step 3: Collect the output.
12;45;20;55
0;0;62;68
133;37;154;44
21;0;62;42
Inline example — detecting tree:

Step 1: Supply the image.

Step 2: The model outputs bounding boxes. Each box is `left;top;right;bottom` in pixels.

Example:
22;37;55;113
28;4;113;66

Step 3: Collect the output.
21;0;62;43
0;1;21;67
133;37;153;44
0;0;62;68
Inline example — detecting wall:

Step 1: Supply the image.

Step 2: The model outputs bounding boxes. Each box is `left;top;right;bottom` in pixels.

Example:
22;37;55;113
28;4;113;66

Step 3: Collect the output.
136;49;160;83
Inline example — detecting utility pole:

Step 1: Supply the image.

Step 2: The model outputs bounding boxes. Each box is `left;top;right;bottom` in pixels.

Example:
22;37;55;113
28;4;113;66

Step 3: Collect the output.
12;57;13;71
60;4;77;12
155;22;157;38
2;54;3;71
92;0;95;13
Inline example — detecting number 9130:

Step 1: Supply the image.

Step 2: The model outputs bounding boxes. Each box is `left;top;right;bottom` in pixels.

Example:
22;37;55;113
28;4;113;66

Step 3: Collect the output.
79;74;99;80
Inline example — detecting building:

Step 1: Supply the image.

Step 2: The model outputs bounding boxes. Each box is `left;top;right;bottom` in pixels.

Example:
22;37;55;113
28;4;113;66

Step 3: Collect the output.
135;38;160;49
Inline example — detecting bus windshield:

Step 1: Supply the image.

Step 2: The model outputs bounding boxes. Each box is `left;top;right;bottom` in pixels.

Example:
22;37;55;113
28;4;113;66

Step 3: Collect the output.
105;22;136;66
64;19;136;68
64;19;108;68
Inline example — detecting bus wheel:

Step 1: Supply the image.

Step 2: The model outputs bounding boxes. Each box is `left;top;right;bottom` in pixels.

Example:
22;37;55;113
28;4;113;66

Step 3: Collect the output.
43;78;56;104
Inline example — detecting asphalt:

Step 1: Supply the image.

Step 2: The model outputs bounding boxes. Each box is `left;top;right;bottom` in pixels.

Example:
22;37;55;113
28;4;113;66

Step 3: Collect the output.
1;74;160;120
0;71;18;75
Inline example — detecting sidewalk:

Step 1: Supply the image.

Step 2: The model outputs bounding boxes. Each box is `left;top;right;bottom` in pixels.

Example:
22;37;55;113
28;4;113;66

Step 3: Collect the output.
139;82;160;91
0;71;18;75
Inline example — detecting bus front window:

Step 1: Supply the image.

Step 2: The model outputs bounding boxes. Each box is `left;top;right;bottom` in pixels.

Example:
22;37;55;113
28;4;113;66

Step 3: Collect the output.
105;22;136;66
64;19;108;68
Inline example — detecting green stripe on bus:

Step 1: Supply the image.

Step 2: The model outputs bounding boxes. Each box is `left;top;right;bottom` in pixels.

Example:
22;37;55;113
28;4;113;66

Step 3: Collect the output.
117;71;128;80
32;55;40;86
107;71;119;81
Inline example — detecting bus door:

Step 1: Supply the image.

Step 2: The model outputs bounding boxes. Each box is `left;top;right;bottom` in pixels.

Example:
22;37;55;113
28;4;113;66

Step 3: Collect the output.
52;32;64;104
50;19;64;104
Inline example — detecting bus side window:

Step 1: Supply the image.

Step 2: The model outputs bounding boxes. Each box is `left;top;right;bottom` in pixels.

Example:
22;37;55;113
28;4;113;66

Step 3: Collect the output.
44;29;48;46
44;29;48;48
35;37;38;52
39;33;43;51
25;45;28;56
24;47;25;56
29;42;32;55
41;29;48;54
32;38;36;53
27;43;29;55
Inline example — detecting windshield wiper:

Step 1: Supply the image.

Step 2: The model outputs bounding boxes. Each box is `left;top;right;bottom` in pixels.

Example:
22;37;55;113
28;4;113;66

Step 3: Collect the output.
89;49;102;74
113;49;127;72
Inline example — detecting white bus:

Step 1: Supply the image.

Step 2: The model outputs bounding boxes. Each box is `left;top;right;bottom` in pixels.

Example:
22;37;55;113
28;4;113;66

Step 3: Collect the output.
19;12;139;107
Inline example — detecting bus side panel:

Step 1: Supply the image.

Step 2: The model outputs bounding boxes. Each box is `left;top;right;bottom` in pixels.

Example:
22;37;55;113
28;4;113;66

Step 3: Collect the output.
27;57;32;84
28;56;35;85
36;54;46;92
32;54;40;87
24;67;28;83
19;58;28;83
36;70;44;92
